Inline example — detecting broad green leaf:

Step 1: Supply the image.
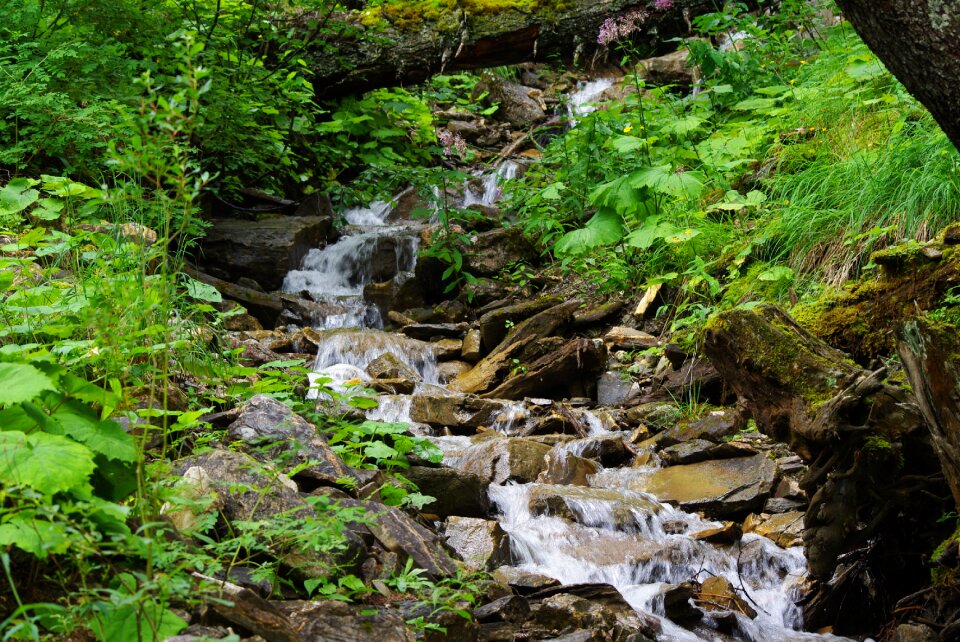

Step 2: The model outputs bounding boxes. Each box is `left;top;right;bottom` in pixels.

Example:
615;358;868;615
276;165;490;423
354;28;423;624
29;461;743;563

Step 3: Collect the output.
630;166;704;199
665;227;702;244
612;136;645;154
540;182;565;200
625;217;681;250
733;97;779;111
364;441;399;462
758;265;795;282
50;403;136;462
554;210;624;256
0;514;71;558
347;396;379;410
0;363;57;405
662;116;704;136
0;431;95;495
183;277;222;303
92;602;187;642
0;179;40;216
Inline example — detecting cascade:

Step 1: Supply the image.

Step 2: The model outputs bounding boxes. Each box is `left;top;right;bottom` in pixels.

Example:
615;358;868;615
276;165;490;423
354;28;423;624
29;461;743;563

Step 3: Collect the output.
283;83;851;641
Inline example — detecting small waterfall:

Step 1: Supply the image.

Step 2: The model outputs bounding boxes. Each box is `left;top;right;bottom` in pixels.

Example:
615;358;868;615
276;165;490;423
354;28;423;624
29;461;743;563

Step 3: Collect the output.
282;199;421;330
309;328;440;386
568;77;616;123
463;161;520;208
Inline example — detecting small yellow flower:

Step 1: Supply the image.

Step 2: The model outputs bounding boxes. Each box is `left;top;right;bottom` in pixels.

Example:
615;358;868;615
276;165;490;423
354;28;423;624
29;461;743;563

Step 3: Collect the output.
789;79;796;85
623;125;633;133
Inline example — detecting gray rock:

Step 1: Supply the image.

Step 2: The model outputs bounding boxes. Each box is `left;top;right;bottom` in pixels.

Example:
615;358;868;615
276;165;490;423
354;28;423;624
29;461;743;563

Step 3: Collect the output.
199;215;333;291
639;454;777;518
463;227;538;278
891;623;939;642
226;395;353;486
404;466;489;518
458;437;551;484
478;296;562;351
597;370;641;406
409;393;523;433
275;600;415;642
484;338;606;401
527;485;661;530
538;450;599;486
658;409;743;447
437;360;473;384
366;352;421;381
443;517;512;570
659;438;756;465
401;322;469;341
461;328;483;362
492;566;560;593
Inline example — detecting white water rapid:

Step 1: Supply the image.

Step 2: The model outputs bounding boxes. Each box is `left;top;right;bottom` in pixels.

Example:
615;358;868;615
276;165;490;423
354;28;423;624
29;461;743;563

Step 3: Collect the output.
286;124;850;641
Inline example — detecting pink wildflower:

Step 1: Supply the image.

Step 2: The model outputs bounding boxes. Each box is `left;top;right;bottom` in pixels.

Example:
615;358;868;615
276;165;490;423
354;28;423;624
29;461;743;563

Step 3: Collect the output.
437;129;467;158
655;0;673;10
596;8;651;45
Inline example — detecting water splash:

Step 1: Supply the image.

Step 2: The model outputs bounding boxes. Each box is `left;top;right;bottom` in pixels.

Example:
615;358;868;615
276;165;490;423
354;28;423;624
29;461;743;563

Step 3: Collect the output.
568;78;616;123
310;328;440;385
463;161;521;208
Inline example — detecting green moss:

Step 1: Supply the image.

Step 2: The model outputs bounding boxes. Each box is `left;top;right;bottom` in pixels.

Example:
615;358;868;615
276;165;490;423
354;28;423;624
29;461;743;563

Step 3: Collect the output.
931;524;960;584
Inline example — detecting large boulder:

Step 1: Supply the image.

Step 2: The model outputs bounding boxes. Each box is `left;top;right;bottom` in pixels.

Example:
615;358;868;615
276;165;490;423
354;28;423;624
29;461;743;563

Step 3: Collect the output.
457;437;551;484
409;393;524;433
226;395;353;486
638;454;777;518
198;215;333;291
443;517;513;570
478;296;563;351
527;485;661;529
404;466;489;518
462;227;538;278
478;78;547;128
483;338;606;400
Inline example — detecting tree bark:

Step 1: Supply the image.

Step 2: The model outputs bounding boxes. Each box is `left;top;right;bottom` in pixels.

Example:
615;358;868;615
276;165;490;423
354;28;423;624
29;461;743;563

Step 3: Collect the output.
834;0;960;151
309;0;707;98
898;318;960;509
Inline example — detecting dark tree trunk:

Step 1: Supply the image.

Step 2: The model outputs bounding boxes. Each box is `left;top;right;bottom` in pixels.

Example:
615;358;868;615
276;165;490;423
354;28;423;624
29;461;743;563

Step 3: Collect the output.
308;0;708;98
898;318;960;509
834;1;960;150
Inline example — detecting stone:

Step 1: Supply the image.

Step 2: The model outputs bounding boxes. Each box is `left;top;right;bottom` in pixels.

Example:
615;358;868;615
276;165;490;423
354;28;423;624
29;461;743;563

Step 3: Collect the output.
570;433;632;467
437;360;473;384
478;296;563;351
572;300;624;328
403;466;489;518
492;566;560;593
527;485;660;529
461;328;483;362
443;517;512;570
695;576;756;619
891;623;939;642
198;215;333;291
633;284;663;318
538;450;599;486
596;371;641;406
364;272;426;318
225;395;353;486
484;338;606;401
401;322;469;341
350;499;458;579
275;600;415;642
463;227;538;278
624;402;678;430
432;337;464;360
450;338;534;395
366;352;421;381
366;378;416;395
171;450;365;575
604;326;659;351
691;522;743;545
763;497;806;513
457;437;551;484
481;79;547;128
491;300;581;355
660;582;702;624
659;439;756;465
531;584;660;641
747;510;805;548
658;409;744;447
410;393;524;433
639;48;698;89
472;595;531;624
638;454;777;518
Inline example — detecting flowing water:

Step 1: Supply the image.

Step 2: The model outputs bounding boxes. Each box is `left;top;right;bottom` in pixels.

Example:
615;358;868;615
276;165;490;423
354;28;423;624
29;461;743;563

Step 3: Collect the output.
286;81;850;641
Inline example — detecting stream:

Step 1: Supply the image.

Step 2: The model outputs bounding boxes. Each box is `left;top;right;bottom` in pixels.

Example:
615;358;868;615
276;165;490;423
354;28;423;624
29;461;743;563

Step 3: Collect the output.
281;85;852;642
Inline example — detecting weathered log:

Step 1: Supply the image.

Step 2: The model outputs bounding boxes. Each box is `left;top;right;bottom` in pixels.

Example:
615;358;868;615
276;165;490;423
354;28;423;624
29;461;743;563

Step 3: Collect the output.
898;318;960;509
308;0;709;99
704;305;949;634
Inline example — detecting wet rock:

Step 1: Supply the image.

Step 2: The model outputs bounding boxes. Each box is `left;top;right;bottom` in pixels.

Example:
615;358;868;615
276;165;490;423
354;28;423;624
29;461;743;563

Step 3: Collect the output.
172;450;365;574
219;301;264;331
695;576;756;619
432;337;464;360
364;272;426;318
401;322;469;341
571;433;632;467
492;566;561;594
660;582;703;624
450;338;532;395
763;496;806;513
480;79;547;128
491;300;581;355
746;510;805;548
639;48;697;89
572;300;625;328
458;437;551;484
891;623;939;642
692;522;743;545
641;358;728;406
366;352;421;381
410;393;522;433
438;360;473;384
473;595;531;624
484;338;606;401
479;296;563;350
597;371;641;406
226;395;353;486
659;438;756;465
624;402;679;430
350;499;458;579
404;465;489;518
366;378;416;395
198;215;333;291
275;600;415;642
604;326;660;351
531;584;660;641
462;328;483;362
639;454;777;518
538;450;599;486
528;485;661;529
657;409;743;447
443;517;512;570
463;227;538;278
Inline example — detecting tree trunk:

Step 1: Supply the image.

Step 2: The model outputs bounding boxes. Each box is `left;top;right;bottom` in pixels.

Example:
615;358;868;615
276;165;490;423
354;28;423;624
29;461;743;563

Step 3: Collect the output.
834;1;960;151
704;305;949;633
898;318;960;509
309;0;707;98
